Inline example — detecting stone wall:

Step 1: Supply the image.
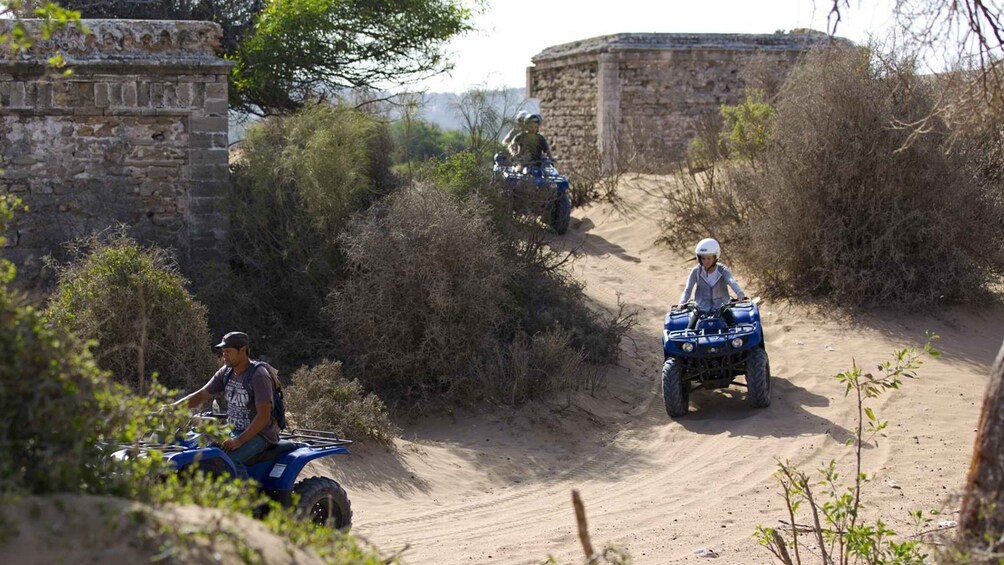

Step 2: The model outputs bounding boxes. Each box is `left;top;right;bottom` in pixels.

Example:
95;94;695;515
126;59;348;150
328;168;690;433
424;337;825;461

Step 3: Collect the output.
527;33;833;176
0;20;232;280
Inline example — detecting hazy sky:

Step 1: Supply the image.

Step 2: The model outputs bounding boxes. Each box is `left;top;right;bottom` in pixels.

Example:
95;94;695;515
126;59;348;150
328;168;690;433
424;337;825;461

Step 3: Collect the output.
411;0;897;93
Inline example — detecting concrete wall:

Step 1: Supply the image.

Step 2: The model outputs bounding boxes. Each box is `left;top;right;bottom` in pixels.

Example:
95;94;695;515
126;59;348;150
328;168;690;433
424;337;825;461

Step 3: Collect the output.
0;20;232;279
527;33;831;177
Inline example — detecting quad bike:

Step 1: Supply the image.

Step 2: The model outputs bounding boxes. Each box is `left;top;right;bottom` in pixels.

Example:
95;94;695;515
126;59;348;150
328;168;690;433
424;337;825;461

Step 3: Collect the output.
492;153;572;234
660;297;771;418
112;423;353;530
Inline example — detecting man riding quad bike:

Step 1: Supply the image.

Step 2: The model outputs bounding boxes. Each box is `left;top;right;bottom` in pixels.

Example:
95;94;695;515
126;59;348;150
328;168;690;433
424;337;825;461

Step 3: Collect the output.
492;153;572;234
662;238;771;417
492;113;572;234
111;416;354;530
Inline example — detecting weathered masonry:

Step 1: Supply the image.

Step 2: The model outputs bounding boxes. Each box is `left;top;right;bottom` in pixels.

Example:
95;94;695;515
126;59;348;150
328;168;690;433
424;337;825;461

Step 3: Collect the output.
527;33;833;177
0;20;231;279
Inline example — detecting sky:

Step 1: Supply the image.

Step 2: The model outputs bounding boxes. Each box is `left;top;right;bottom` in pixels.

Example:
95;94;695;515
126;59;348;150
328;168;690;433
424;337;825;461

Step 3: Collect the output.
410;0;898;93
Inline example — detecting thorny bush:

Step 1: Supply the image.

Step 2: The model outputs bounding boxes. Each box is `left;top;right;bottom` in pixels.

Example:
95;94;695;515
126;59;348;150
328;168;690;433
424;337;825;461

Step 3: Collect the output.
660;45;1004;308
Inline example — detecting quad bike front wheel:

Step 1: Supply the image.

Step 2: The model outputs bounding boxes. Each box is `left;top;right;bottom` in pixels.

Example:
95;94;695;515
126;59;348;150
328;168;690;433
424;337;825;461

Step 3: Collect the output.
294;476;352;530
745;348;771;409
662;358;689;418
550;193;571;235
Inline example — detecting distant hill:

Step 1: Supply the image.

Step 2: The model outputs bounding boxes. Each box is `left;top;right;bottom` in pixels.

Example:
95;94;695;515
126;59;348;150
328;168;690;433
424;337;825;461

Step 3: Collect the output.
229;88;538;142
407;88;539;131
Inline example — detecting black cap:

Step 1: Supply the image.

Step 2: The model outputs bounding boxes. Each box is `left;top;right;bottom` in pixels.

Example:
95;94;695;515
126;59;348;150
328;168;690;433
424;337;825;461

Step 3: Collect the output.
214;331;249;351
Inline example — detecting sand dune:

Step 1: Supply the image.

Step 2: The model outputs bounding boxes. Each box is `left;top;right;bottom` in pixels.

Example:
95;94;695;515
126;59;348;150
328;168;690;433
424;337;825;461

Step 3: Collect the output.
318;176;999;564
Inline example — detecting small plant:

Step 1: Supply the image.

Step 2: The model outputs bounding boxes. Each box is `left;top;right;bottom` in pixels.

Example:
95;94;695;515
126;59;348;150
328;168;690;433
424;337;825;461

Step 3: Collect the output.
755;335;941;565
284;359;397;445
719;89;775;169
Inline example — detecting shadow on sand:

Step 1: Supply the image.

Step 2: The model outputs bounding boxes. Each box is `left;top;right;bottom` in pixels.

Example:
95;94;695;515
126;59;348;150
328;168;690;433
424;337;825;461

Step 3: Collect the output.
310;442;434;497
578;230;642;264
673;374;854;444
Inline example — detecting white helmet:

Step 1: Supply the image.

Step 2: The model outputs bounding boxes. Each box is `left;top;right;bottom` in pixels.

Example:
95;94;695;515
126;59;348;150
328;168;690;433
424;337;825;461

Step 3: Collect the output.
515;110;529;124
694;238;721;258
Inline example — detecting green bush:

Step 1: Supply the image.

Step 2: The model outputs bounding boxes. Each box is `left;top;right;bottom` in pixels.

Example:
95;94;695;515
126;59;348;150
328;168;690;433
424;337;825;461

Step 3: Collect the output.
424;150;494;197
285;360;397;445
46;231;216;393
719;90;774;166
205;104;396;368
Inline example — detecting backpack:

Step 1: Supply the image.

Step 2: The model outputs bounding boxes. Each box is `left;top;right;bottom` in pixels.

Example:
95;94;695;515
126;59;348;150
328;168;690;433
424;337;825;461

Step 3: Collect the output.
223;361;289;431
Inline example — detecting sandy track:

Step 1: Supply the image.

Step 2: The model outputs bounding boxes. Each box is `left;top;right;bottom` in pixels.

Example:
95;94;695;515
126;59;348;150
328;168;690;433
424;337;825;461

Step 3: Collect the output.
318;177;998;564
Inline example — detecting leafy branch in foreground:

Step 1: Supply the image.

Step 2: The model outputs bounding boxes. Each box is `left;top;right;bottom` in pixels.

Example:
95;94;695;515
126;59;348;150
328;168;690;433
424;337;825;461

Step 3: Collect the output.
756;334;941;565
1;0;84;72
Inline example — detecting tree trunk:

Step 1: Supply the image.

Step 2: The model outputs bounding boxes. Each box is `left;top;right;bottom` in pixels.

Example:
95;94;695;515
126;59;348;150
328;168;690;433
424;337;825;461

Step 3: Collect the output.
958;339;1004;552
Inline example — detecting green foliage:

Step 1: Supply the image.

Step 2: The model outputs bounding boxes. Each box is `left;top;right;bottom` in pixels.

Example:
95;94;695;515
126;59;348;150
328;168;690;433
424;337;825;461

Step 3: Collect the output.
204;104;394;368
756;335;941;565
1;1;84;74
46;231;216;393
426;150;493;196
390;118;466;163
230;0;474;114
719;90;775;166
285;360;397;445
0;200;384;563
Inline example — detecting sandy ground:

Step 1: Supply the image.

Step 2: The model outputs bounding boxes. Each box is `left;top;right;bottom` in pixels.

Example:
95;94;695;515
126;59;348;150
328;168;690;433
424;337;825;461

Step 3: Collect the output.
312;176;1001;564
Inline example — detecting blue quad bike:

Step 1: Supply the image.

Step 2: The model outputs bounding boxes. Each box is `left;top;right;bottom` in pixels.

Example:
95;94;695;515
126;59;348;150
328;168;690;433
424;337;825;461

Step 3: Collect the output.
492;153;572;235
661;297;771;418
112;425;353;529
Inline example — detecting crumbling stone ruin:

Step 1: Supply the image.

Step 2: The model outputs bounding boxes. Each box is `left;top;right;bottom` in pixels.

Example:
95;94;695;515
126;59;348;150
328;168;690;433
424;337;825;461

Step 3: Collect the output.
527;32;834;177
0;20;231;279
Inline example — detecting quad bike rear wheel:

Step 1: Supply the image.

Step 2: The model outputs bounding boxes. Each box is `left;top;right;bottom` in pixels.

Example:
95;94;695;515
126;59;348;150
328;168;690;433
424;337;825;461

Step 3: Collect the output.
294;476;352;530
745;348;771;408
662;358;689;418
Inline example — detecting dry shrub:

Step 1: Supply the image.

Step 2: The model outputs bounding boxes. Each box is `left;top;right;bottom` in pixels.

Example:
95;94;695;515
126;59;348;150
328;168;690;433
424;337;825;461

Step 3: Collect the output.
328;187;513;407
662;45;1004;307
328;184;634;410
202;104;396;367
475;329;587;405
46;231;216;392
284;360;396;445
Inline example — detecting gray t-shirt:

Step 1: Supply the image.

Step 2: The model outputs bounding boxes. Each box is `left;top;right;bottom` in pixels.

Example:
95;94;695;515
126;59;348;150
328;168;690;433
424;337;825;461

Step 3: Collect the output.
206;363;279;444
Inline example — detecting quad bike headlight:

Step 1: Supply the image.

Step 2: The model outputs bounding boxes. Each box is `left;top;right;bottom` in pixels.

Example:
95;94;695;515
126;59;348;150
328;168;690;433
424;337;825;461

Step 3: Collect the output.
731;338;743;348
682;342;695;353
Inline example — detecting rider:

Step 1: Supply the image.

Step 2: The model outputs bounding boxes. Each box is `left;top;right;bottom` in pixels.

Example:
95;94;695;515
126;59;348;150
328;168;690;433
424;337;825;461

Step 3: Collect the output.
511;113;552;166
679;238;746;327
502;110;529;154
173;331;279;478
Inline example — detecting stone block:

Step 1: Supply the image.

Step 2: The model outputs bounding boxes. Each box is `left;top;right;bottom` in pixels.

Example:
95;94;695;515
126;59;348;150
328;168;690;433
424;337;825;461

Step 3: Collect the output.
203;98;227;116
188;115;228;133
10;82;26;107
190;149;228;165
137;82;150;106
94;82;110;108
189;164;229;182
122;82;138;106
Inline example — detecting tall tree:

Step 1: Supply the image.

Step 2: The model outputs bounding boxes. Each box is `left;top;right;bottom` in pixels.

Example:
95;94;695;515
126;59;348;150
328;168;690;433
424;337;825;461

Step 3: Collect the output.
52;0;475;115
